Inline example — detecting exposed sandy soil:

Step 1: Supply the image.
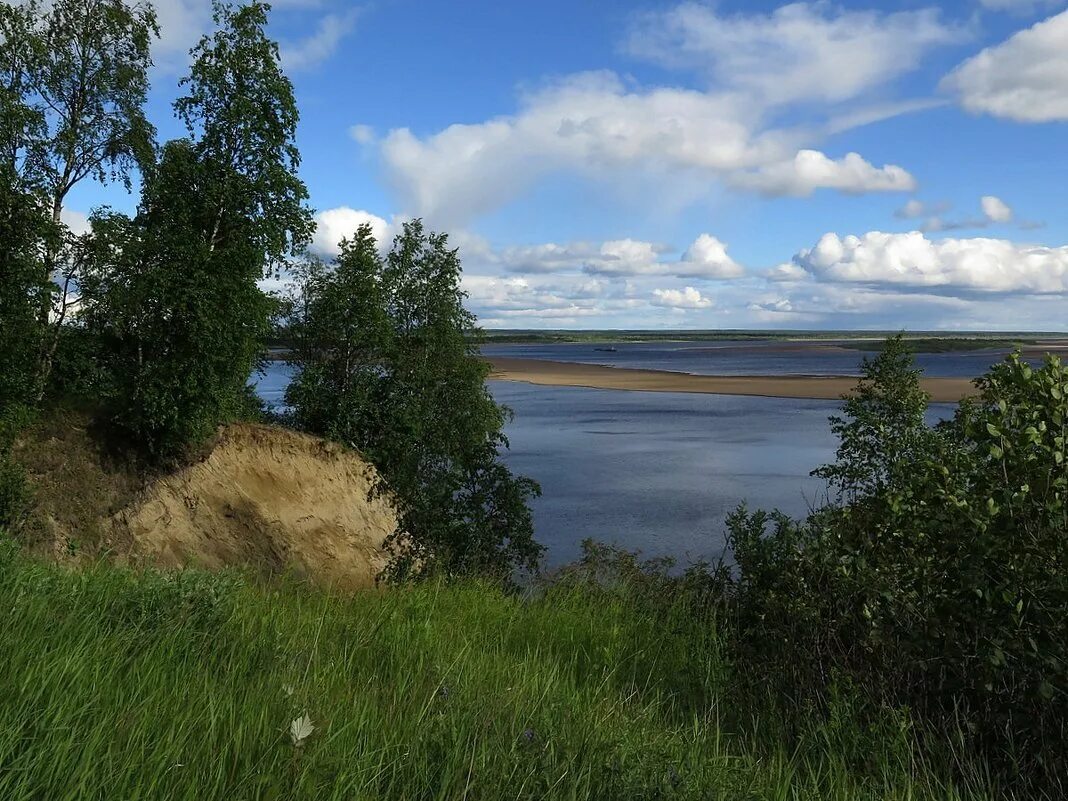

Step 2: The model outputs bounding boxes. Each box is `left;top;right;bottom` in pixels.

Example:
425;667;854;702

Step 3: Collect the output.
19;417;395;589
486;357;979;402
109;424;395;589
15;410;142;557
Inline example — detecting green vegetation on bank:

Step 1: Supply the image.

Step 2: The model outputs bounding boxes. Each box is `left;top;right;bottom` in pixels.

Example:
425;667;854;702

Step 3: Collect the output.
836;337;1036;353
0;538;994;801
1;341;1064;799
282;222;540;581
723;341;1067;796
476;330;1060;350
2;1;1066;798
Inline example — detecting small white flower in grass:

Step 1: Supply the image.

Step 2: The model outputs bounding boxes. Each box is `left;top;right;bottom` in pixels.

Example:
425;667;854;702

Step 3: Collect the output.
290;712;314;747
283;684;294;697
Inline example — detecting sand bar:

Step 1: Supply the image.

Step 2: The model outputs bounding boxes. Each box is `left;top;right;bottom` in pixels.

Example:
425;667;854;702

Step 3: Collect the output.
486;357;979;402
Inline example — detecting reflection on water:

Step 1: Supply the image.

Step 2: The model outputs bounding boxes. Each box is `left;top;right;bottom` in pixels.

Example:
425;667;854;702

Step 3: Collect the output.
254;343;963;568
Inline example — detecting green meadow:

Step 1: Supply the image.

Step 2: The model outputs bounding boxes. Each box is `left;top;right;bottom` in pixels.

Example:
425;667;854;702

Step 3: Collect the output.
0;543;992;801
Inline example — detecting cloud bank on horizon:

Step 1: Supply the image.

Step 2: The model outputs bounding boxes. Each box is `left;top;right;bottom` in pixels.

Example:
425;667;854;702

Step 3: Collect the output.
75;0;1068;331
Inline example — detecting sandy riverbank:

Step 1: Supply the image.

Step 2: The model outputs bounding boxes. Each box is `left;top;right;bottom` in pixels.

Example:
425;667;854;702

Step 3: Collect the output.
486;357;979;402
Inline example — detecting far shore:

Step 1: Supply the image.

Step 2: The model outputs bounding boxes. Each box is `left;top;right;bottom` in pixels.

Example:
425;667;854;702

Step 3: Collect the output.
486;356;979;402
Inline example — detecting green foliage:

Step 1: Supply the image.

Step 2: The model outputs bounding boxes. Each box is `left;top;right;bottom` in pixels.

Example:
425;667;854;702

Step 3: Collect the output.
175;0;313;271
0;170;54;412
82;143;269;457
0;0;157;397
42;325;108;403
721;342;1068;796
7;0;157;202
81;1;310;460
0;406;32;530
0;549;993;800
814;334;936;501
286;220;542;581
284;226;389;442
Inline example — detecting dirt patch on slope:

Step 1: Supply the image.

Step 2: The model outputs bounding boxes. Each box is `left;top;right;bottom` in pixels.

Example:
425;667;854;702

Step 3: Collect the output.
107;424;396;589
15;408;142;557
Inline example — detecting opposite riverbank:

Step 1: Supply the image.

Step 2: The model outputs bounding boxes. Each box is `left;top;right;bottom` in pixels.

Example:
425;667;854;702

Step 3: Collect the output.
486;356;979;402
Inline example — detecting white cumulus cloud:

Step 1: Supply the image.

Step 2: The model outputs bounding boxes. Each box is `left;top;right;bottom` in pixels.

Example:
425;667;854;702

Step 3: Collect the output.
349;124;376;145
943;10;1068;122
784;230;1068;294
747;298;794;313
60;208;90;237
731;150;916;196
380;71;782;225
311;207;393;256
680;234;746;278
493;232;743;279
651;286;713;309
896;199;928;219
377;2;946;225
981;195;1014;223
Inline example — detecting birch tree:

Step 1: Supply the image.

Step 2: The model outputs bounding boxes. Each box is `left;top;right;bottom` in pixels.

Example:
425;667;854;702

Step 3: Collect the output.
0;0;156;396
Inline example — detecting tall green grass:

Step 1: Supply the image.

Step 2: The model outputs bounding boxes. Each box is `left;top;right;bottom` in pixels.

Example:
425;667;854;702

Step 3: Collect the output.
0;541;991;800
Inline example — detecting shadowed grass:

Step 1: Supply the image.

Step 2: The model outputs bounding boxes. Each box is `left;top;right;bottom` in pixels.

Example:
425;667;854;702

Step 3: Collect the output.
0;541;992;800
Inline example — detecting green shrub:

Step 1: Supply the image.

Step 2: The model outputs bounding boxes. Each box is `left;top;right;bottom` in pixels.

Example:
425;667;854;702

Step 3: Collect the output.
0;456;30;531
0;405;33;530
721;341;1067;796
43;326;109;404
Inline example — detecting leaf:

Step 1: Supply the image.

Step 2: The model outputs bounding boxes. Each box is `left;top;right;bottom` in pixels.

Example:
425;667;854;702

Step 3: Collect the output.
986;423;1001;438
289;712;314;746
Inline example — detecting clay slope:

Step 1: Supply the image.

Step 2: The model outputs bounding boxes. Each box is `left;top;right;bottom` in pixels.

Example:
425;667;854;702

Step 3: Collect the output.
112;424;395;589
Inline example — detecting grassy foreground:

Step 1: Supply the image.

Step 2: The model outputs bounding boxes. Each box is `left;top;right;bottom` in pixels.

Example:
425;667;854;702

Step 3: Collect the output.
0;542;992;801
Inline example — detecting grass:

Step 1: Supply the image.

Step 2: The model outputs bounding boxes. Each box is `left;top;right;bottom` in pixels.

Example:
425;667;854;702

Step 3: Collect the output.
0;540;996;801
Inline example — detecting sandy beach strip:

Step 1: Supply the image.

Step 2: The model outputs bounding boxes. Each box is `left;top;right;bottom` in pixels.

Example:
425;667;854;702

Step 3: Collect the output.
486;357;979;402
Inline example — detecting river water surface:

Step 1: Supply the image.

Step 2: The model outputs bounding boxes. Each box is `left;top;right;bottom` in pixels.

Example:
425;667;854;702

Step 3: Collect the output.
256;342;1015;567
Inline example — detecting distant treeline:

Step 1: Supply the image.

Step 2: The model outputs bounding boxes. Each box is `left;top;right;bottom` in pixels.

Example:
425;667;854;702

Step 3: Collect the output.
266;327;1061;351
837;337;1038;353
476;329;1058;349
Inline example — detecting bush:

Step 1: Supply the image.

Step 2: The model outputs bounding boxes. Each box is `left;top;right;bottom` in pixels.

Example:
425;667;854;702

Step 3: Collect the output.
43;326;109;404
0;457;30;531
0;405;33;530
720;341;1068;796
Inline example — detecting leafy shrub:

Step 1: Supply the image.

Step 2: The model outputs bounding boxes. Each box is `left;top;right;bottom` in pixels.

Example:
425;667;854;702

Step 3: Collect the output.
721;339;1067;796
0;405;33;530
0;457;30;531
43;326;109;404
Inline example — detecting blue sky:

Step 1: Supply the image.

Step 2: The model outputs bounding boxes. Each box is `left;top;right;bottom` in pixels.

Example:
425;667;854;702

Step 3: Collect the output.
70;0;1068;330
